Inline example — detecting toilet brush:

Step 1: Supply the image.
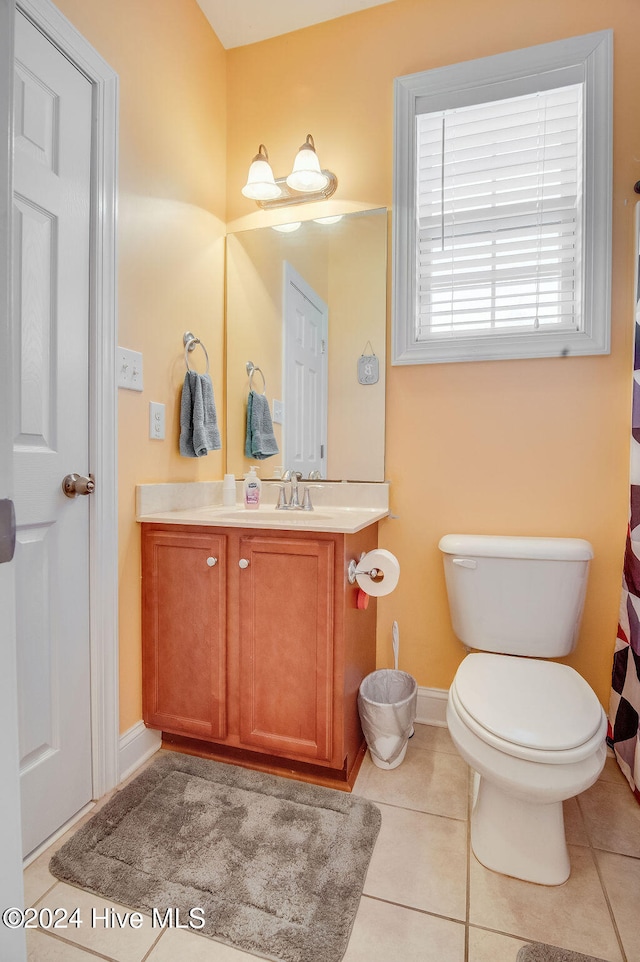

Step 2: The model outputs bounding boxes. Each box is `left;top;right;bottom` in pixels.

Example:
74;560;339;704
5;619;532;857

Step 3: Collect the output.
392;620;414;737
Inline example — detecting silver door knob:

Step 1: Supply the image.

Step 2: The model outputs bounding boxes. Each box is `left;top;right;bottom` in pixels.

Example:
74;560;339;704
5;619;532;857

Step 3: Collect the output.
61;473;95;499
206;557;217;567
238;558;250;569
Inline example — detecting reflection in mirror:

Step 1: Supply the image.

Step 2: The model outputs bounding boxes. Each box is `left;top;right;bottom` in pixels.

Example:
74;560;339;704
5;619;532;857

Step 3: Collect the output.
226;208;387;481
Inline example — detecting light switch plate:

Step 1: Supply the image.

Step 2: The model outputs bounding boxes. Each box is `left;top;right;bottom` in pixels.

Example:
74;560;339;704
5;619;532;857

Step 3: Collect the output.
117;347;143;391
272;399;284;424
149;401;165;440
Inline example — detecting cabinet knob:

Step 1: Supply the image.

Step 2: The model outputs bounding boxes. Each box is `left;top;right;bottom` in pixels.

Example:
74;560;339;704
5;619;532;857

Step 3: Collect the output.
207;557;217;567
238;558;250;569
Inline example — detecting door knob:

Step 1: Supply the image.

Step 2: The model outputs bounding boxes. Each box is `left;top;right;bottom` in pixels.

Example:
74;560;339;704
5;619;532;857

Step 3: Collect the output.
238;558;250;569
61;473;95;499
206;557;218;567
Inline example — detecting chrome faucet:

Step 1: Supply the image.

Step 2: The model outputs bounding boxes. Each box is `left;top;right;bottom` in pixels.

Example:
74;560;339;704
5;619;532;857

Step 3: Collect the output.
277;470;304;510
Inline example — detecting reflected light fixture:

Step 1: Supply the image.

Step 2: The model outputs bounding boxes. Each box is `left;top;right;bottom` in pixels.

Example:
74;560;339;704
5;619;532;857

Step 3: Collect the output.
242;134;337;210
272;222;302;233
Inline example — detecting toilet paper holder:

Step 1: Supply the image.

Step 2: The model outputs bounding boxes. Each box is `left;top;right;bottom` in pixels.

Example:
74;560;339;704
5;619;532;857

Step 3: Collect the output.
348;554;382;584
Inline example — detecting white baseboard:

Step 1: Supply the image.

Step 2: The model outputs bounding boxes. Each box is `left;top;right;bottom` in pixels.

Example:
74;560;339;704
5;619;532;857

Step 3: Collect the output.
117;692;448;782
415;685;449;727
119;721;161;784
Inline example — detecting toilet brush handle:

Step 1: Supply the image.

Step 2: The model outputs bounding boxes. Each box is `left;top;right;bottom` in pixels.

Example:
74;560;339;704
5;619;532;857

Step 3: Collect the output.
392;620;399;671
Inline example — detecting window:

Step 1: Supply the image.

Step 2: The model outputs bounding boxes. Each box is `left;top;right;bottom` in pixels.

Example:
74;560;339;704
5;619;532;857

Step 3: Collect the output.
392;32;612;364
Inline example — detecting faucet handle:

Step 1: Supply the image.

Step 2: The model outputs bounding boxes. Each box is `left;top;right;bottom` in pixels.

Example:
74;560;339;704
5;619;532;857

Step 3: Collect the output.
301;485;322;511
275;484;288;509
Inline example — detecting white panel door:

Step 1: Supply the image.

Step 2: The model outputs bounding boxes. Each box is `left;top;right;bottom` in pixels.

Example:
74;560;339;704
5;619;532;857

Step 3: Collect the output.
13;10;93;857
283;263;328;478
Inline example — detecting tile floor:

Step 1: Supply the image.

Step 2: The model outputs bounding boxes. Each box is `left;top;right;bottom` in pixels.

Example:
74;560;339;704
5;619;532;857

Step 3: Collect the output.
22;724;640;962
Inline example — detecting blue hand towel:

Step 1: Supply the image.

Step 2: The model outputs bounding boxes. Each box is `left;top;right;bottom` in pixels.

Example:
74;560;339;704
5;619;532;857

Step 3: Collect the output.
179;371;221;458
244;390;279;460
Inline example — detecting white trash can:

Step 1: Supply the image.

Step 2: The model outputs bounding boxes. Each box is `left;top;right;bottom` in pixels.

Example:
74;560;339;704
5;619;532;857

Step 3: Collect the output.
358;669;418;770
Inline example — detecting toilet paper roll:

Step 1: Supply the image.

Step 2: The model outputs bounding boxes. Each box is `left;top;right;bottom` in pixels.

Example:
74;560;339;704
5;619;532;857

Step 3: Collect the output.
355;549;400;598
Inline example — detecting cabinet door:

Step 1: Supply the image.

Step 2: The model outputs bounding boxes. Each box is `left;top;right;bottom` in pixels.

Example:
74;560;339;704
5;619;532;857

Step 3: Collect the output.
238;535;335;762
142;528;226;740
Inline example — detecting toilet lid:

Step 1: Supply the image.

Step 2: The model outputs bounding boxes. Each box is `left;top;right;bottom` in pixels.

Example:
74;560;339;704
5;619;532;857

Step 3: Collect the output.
453;653;604;752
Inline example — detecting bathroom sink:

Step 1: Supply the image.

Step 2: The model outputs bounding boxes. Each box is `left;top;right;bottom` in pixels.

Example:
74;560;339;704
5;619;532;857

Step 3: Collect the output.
137;501;389;534
211;507;333;523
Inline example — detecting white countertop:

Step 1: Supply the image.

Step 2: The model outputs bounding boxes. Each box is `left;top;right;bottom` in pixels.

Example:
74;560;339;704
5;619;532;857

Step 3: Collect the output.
137;503;388;534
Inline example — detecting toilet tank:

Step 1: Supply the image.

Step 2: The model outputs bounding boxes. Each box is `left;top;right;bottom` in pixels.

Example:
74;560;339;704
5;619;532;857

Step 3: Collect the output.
438;535;593;657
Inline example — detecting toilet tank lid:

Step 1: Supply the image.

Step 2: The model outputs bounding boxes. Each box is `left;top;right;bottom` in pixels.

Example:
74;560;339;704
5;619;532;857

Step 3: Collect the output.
438;534;593;561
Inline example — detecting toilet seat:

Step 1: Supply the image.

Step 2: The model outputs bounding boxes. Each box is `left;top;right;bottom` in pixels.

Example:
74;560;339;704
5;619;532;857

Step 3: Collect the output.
451;653;607;765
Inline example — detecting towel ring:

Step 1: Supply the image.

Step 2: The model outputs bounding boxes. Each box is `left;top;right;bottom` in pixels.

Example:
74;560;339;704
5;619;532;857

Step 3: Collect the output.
184;331;210;375
246;360;266;395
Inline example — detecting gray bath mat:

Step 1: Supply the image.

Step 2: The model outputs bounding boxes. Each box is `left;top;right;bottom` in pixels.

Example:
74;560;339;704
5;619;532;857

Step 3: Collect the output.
50;753;381;962
517;945;609;962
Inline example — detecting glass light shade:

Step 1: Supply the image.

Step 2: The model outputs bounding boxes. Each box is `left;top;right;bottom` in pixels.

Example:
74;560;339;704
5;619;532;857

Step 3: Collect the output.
286;135;330;193
241;146;281;201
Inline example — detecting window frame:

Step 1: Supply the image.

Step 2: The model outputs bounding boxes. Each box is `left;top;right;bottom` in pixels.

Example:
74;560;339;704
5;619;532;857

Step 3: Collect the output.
392;31;613;365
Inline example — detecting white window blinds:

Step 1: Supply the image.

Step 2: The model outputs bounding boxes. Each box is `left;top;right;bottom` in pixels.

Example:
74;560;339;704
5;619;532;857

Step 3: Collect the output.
415;84;583;342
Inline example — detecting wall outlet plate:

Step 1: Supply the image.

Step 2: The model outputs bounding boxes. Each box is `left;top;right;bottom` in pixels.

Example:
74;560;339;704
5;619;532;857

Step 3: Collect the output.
149;401;165;440
117;347;143;391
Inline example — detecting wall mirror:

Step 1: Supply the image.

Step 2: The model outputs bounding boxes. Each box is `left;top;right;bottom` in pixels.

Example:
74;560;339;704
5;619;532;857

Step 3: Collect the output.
225;208;387;481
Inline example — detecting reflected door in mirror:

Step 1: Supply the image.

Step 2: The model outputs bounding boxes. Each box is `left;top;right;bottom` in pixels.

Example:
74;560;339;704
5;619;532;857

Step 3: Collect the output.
283;263;328;477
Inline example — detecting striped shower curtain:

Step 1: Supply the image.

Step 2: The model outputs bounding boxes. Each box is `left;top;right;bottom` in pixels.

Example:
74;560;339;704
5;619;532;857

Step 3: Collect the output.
608;204;640;804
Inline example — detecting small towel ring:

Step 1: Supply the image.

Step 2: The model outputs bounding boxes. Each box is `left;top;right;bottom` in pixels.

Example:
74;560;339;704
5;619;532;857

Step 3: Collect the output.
184;331;210;375
246;360;266;395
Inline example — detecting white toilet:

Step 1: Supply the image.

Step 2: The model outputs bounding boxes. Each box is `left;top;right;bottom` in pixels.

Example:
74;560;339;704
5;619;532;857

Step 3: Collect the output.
439;534;607;886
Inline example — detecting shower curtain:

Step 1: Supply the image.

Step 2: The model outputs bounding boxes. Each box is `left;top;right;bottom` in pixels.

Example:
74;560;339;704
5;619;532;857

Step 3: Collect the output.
608;204;640;804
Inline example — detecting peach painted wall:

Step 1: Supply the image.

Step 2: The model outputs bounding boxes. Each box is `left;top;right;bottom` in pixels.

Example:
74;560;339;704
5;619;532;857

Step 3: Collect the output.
227;0;640;706
53;0;227;731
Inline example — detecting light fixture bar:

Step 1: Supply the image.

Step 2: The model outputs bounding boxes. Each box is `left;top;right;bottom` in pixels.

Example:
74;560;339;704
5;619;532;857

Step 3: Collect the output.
255;170;338;210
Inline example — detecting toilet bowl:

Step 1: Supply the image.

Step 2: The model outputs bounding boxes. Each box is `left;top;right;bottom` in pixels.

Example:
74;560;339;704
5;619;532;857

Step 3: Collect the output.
439;534;607;885
447;653;607;884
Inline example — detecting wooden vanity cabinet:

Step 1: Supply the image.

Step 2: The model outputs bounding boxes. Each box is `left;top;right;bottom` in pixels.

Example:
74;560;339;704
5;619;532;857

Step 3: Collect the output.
141;521;378;788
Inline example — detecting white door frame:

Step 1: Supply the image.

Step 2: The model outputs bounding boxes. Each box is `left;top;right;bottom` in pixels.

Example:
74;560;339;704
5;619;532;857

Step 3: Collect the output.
15;0;120;803
0;2;27;957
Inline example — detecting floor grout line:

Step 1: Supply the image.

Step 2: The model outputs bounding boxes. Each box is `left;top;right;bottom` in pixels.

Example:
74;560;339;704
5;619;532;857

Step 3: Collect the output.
361;893;466;928
464;766;472;962
140;927;166;962
29;926;120;961
578;791;629;962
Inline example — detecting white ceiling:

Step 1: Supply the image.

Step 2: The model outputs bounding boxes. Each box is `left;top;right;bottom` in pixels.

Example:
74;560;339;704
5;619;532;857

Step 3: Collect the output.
195;0;396;50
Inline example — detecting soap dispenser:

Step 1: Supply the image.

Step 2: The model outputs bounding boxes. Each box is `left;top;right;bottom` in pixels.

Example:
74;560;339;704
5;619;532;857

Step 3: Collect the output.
243;468;261;509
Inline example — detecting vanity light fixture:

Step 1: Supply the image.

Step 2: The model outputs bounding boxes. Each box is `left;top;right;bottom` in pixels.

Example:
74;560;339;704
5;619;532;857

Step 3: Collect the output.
286;135;328;192
240;144;281;201
241;134;337;210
